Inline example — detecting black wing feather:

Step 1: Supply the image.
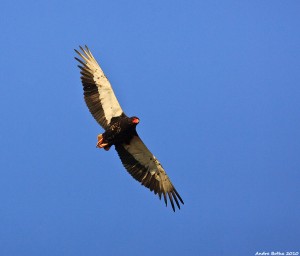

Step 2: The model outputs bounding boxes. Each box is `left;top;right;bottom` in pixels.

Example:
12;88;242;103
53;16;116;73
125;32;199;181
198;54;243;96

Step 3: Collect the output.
115;135;184;212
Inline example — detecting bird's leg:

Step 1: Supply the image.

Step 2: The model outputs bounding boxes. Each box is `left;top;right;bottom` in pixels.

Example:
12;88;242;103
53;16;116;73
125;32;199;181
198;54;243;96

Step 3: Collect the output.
96;134;109;148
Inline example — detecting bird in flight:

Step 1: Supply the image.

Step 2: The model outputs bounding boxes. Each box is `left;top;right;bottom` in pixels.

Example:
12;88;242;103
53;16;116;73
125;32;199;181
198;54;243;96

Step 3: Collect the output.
75;46;184;211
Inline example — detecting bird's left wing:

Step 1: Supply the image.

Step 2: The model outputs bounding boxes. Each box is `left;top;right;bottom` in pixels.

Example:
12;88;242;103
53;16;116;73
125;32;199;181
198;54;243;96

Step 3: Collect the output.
115;135;184;211
75;46;124;130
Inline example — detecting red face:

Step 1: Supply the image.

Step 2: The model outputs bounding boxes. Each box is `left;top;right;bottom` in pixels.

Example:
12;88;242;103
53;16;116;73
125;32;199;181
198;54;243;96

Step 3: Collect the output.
132;117;140;124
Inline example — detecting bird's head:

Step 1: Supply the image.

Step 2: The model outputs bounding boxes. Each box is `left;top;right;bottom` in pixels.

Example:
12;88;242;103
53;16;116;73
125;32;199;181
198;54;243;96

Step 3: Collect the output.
131;116;140;125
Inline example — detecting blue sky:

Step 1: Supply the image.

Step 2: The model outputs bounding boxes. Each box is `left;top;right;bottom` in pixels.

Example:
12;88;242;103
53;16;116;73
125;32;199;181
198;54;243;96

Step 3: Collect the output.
1;1;300;255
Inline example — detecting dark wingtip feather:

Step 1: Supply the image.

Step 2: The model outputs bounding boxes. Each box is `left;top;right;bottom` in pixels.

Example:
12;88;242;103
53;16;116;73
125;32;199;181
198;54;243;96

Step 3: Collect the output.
163;192;167;207
173;188;184;205
168;192;175;212
79;45;85;52
84;45;92;58
75;57;88;68
74;49;80;55
172;191;181;210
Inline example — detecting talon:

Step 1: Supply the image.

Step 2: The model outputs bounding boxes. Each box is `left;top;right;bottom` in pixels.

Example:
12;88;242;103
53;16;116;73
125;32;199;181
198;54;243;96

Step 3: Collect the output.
99;142;109;148
96;134;104;148
97;134;103;143
97;142;109;148
96;134;110;148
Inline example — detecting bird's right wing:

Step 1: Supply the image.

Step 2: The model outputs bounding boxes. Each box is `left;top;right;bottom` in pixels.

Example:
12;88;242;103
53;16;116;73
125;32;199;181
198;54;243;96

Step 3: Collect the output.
75;46;124;130
115;135;184;211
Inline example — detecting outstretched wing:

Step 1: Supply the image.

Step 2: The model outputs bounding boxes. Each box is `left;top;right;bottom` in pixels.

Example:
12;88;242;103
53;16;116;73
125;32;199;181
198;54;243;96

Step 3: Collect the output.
75;46;124;130
115;135;184;212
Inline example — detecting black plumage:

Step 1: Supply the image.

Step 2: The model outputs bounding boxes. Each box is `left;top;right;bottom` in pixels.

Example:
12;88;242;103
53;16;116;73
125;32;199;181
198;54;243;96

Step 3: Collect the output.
102;116;139;147
75;45;184;212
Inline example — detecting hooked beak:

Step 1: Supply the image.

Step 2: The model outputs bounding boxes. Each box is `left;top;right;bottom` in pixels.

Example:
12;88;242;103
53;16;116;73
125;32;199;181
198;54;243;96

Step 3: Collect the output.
132;118;139;124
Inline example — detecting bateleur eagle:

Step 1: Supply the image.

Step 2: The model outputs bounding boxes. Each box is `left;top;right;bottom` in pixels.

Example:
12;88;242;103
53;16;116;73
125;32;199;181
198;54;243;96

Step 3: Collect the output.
75;46;184;212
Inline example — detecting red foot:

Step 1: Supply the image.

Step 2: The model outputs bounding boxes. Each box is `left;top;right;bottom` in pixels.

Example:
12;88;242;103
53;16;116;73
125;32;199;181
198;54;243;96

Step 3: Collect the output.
96;134;109;149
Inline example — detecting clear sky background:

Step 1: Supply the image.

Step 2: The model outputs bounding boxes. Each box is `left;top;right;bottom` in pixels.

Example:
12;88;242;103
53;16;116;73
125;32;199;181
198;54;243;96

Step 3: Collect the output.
1;1;299;255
